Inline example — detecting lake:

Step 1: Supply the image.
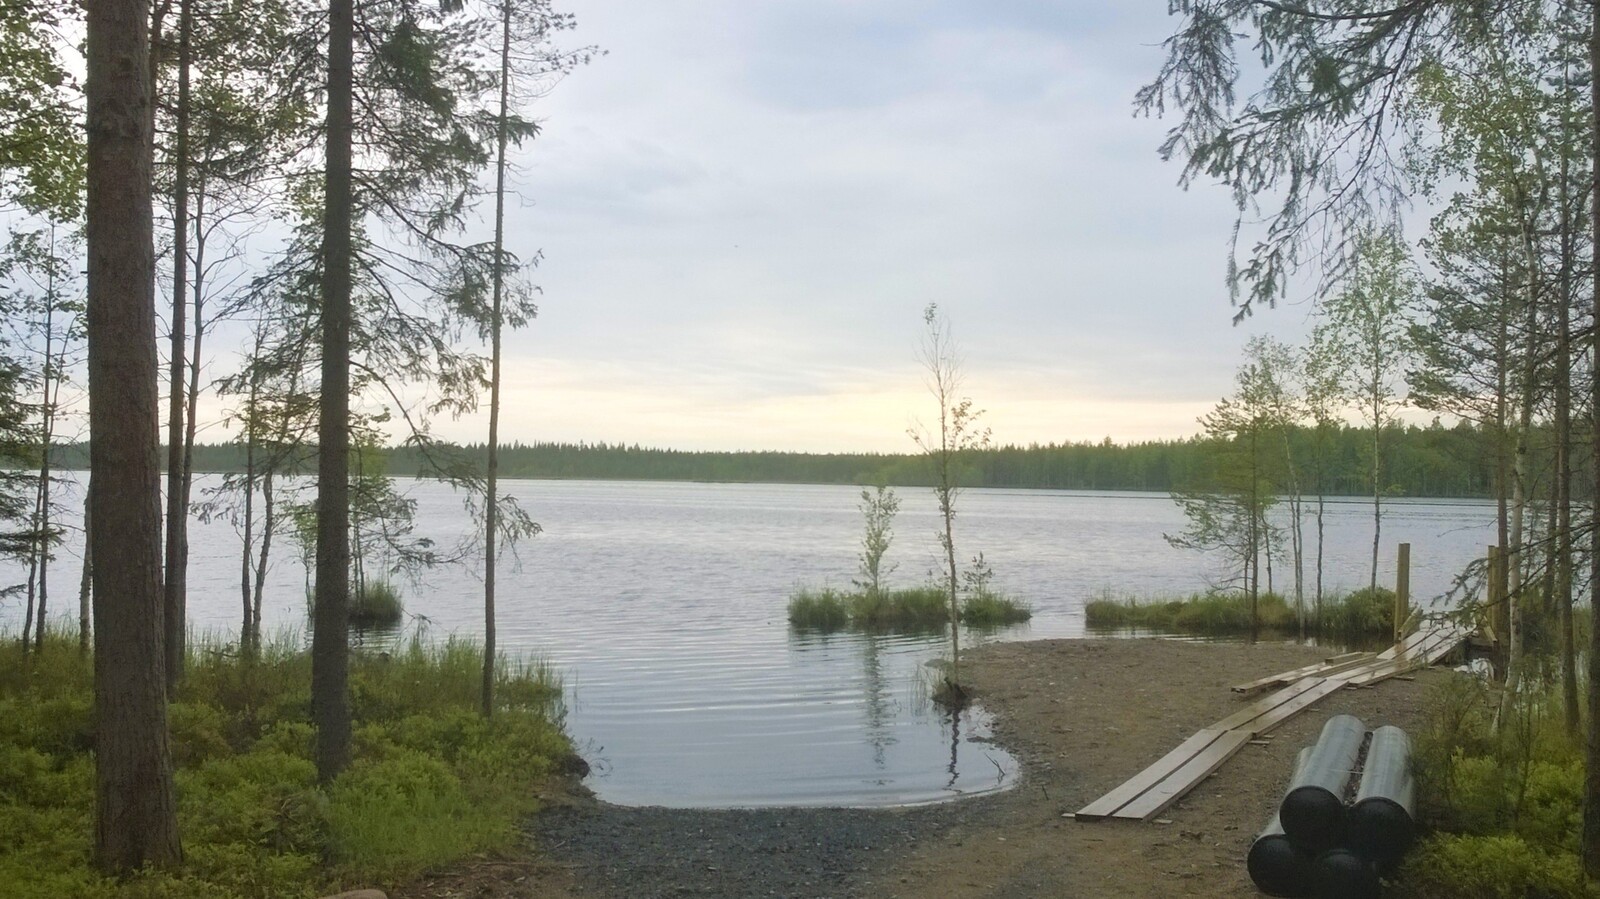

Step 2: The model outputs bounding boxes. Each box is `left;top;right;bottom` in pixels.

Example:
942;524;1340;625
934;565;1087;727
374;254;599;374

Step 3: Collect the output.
1;475;1496;807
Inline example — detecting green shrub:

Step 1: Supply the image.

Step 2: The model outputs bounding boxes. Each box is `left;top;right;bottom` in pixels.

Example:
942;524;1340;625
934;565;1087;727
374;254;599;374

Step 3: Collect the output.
1320;587;1395;639
326;750;518;881
1395;834;1586;899
179;748;325;852
0;628;570;899
0;694;93;757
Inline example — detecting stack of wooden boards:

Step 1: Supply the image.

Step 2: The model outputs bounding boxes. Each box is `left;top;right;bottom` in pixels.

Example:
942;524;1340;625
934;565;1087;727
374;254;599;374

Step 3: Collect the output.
1074;624;1466;822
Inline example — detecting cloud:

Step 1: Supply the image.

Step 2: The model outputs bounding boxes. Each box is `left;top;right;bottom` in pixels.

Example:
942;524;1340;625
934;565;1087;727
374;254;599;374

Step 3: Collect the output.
437;2;1320;452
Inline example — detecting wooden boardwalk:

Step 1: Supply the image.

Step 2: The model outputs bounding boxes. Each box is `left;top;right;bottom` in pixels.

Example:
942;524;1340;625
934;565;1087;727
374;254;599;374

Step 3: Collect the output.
1074;624;1468;822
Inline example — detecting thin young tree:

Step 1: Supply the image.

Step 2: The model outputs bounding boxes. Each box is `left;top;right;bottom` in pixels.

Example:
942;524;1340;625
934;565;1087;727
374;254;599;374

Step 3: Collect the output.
85;0;182;869
1166;354;1281;638
909;303;989;699
854;485;899;598
1320;231;1418;593
162;0;194;691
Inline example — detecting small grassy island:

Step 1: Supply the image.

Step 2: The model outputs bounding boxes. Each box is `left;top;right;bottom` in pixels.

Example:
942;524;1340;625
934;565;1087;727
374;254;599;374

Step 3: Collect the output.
787;585;1032;631
0;632;573;899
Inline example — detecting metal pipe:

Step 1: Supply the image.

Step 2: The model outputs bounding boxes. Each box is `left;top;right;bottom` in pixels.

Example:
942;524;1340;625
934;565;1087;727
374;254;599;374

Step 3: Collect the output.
1348;725;1416;871
1310;847;1380;899
1248;748;1316;897
1279;715;1365;851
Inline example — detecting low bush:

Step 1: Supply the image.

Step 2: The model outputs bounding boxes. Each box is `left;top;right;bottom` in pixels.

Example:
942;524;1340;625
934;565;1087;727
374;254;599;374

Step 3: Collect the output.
0;629;570;899
1395;833;1586;899
1396;675;1592;898
1319;586;1395;640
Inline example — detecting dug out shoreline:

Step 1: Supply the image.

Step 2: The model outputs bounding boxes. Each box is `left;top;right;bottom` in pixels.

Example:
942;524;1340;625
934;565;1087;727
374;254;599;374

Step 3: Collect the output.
397;637;1449;899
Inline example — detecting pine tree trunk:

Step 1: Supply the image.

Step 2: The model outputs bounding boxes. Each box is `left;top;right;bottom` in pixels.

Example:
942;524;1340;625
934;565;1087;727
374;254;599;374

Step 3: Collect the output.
86;0;182;868
78;487;91;655
241;369;256;656
254;470;273;649
482;0;512;719
312;0;355;784
162;0;192;691
1557;161;1578;742
1582;4;1600;877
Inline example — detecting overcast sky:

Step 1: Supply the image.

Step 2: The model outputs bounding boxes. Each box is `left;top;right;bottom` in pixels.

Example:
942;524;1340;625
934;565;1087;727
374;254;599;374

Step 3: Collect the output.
438;1;1333;454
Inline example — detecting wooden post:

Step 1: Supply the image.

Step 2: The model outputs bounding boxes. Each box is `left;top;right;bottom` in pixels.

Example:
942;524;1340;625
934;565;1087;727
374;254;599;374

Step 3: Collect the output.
1395;543;1410;643
1488;545;1510;661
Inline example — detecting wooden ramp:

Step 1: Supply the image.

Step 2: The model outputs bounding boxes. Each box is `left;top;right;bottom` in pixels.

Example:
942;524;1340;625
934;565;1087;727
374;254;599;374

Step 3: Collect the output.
1075;624;1468;822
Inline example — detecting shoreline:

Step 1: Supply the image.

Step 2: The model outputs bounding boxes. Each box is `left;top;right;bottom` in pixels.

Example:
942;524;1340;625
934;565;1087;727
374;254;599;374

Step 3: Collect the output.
397;637;1453;899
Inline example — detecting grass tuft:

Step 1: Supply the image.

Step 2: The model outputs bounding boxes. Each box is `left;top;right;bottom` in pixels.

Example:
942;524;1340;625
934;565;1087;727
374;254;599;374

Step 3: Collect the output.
1085;588;1395;640
349;580;405;626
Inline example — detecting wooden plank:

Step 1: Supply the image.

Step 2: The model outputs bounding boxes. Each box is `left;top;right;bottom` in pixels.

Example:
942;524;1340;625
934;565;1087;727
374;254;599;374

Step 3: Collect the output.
1347;628;1466;687
1111;729;1254;820
1231;661;1323;695
1213;676;1326;732
1243;678;1347;736
1075;729;1229;820
1232;652;1377;695
1078;625;1471;825
1375;626;1435;661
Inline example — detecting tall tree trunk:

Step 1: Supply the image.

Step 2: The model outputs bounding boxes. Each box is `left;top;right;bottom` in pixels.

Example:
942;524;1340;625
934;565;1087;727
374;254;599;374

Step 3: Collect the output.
1581;3;1600;877
1557;135;1578;740
33;410;51;654
1369;394;1381;595
78;487;91;655
86;0;182;869
241;357;257;657
161;0;192;692
482;0;513;719
312;0;355;784
181;183;205;624
254;469;274;649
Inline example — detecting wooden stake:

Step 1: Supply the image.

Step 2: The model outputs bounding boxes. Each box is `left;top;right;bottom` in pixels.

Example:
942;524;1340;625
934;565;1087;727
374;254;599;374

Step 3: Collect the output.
1395;543;1410;642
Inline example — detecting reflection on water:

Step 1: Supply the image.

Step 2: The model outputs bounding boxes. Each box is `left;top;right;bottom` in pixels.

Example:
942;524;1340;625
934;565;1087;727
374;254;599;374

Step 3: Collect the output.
0;476;1493;808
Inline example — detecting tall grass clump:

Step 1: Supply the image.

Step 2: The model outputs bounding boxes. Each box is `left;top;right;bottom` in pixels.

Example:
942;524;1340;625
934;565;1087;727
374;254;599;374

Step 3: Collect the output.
1391;676;1587;898
1085;588;1395;641
787;588;852;630
961;591;1033;627
0;627;572;899
1085;591;1295;635
349;579;405;626
1318;586;1395;640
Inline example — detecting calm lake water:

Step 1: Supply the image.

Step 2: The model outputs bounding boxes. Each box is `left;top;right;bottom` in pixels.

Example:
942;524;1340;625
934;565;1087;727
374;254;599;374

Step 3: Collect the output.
2;476;1496;808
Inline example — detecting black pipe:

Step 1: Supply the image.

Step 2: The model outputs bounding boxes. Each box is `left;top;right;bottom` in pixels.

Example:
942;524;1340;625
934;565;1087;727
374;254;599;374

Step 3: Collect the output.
1348;725;1416;871
1310;847;1380;899
1247;748;1315;897
1280;715;1365;851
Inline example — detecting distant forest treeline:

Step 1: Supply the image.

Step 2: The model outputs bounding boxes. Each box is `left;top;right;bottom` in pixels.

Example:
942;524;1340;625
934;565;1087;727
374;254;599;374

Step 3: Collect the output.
50;419;1513;497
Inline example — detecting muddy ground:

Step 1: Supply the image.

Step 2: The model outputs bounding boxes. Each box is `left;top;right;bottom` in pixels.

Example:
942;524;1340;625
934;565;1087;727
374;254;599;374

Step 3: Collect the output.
394;638;1451;899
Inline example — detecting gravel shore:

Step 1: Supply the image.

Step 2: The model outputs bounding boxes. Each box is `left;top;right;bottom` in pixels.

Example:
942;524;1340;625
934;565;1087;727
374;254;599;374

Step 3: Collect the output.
396;638;1452;899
